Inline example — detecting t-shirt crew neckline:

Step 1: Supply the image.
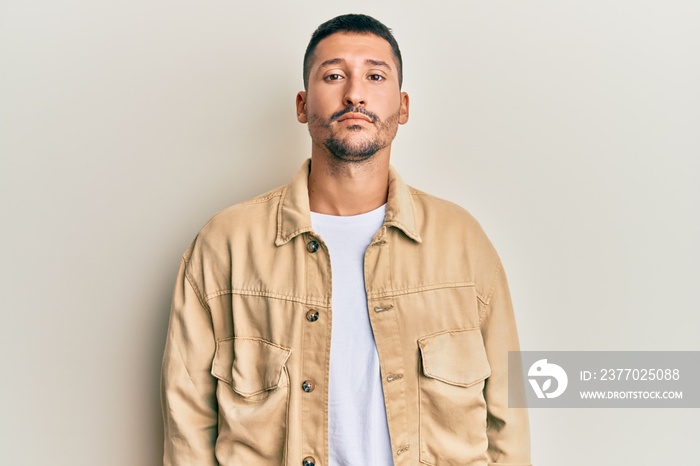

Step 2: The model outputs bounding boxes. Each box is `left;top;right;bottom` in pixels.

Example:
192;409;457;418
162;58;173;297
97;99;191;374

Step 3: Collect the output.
310;203;387;224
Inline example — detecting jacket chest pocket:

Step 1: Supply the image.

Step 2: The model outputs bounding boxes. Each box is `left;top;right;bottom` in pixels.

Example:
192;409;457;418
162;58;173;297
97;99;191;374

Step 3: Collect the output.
212;337;291;400
211;337;292;464
417;328;491;465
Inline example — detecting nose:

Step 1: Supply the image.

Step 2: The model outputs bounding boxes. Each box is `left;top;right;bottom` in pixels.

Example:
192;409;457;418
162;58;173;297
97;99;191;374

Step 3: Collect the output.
343;77;366;107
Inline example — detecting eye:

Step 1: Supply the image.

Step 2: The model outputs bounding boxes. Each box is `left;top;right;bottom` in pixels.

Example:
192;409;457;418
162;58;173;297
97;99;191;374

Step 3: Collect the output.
324;73;344;82
368;74;385;82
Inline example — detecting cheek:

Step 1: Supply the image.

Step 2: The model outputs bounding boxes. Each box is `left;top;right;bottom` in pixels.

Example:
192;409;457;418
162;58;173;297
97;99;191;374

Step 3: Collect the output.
306;112;330;134
306;87;337;111
371;92;401;116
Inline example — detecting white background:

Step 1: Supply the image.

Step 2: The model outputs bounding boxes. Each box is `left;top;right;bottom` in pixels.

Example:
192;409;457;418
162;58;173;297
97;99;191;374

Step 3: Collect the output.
1;1;698;465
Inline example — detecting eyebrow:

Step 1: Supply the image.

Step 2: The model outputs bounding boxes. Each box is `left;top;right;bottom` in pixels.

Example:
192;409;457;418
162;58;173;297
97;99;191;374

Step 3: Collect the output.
318;58;392;70
318;58;344;68
366;59;391;69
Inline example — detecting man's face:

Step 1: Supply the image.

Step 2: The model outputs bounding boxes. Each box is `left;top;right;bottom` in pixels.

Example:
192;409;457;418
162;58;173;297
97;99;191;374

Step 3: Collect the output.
297;32;409;162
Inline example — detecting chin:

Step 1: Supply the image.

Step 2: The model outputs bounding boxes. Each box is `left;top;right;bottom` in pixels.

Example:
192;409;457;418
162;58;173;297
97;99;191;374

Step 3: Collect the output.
332;152;376;163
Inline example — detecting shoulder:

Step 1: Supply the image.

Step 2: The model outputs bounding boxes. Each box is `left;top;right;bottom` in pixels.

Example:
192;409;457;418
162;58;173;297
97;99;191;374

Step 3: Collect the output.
198;184;285;239
408;186;503;302
408;186;491;242
182;184;285;263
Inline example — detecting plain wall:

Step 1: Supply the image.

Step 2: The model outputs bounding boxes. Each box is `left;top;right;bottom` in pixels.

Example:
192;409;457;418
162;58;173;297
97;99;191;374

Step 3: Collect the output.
1;1;698;464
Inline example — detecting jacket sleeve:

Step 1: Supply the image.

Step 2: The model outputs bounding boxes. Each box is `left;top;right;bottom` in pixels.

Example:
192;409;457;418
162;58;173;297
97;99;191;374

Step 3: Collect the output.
480;260;532;466
161;254;219;465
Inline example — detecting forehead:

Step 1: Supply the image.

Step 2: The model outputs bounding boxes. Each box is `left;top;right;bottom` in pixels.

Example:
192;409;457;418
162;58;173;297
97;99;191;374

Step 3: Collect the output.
312;32;396;69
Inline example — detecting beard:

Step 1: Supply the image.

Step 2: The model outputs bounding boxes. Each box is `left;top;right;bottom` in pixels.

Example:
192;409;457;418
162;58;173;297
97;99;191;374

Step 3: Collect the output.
308;106;401;163
323;128;383;161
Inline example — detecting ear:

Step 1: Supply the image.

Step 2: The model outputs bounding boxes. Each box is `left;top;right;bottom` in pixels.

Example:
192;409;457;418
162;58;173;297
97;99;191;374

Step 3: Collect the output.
296;91;308;123
398;91;409;125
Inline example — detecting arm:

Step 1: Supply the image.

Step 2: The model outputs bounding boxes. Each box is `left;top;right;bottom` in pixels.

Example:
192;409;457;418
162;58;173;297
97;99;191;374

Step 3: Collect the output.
480;260;532;466
161;254;219;465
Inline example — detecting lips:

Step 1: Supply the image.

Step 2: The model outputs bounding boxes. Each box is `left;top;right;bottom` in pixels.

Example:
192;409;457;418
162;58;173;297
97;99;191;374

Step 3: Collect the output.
337;112;373;123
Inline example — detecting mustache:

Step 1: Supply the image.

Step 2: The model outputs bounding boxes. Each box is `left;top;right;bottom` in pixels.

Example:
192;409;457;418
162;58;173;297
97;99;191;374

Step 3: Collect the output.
330;106;379;123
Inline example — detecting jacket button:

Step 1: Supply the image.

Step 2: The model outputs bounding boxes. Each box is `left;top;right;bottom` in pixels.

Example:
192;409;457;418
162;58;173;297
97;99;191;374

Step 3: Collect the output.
306;309;319;322
302;380;315;393
302;457;316;466
306;240;319;253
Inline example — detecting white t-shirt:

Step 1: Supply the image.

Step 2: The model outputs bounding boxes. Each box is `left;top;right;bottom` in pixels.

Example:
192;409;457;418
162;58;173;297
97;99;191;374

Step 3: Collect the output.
310;203;394;466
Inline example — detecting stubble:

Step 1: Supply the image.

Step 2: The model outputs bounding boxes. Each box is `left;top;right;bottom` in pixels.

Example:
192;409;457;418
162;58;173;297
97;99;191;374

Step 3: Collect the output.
308;106;401;163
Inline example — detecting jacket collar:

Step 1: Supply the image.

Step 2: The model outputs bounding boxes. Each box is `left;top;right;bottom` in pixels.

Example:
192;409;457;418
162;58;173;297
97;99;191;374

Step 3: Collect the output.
275;158;422;246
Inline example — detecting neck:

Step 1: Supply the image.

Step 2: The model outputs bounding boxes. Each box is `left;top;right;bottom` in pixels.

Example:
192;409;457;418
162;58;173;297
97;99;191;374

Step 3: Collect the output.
308;150;391;216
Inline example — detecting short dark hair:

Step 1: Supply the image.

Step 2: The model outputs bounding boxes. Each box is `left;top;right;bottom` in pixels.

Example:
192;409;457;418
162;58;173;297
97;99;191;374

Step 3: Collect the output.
303;14;403;90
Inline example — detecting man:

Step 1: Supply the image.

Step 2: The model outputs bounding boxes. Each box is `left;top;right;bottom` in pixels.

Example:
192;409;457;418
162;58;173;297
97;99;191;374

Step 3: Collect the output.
161;14;531;466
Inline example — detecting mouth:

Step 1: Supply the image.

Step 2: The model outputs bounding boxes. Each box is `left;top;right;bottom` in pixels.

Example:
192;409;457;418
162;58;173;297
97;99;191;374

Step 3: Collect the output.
337;113;374;124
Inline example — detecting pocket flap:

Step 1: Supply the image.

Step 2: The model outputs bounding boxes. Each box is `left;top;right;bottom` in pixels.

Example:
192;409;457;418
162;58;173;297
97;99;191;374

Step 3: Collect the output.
418;328;491;387
212;337;292;397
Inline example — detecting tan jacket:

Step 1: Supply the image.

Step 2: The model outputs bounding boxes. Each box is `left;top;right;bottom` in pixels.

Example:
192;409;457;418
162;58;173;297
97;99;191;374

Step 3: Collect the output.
161;159;531;466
